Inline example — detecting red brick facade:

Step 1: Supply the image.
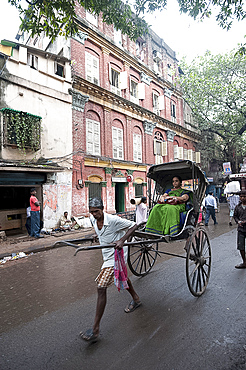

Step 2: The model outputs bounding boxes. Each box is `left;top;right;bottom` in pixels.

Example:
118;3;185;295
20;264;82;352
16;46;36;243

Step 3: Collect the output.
70;5;200;216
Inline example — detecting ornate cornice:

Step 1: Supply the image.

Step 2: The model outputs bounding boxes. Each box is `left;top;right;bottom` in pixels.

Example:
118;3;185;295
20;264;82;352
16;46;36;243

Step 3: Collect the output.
72;76;201;142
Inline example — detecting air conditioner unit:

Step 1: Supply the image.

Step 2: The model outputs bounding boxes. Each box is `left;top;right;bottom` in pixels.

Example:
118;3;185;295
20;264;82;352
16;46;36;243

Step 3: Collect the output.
153;50;162;62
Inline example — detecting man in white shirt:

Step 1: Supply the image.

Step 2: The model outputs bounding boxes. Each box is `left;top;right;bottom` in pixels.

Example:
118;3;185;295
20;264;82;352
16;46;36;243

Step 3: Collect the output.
205;191;218;226
135;196;148;224
80;197;141;342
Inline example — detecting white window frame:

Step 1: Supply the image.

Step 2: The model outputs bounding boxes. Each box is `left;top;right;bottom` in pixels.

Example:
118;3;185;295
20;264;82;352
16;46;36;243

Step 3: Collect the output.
187;149;193;161
171;101;176;123
130;79;138;104
167;64;173;83
133;133;142;162
183;148;188;160
136;40;144;61
195;152;201;163
178;146;184;160
27;53;38;70
153;93;160;115
174;144;178;160
86;118;100;155
54;61;65;77
112;127;124;160
86;11;98;26
85;52;99;85
109;66;121;96
114;28;122;47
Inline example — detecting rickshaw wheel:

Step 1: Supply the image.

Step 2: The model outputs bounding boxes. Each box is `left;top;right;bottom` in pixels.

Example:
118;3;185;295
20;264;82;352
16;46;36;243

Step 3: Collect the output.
128;238;158;277
185;227;211;297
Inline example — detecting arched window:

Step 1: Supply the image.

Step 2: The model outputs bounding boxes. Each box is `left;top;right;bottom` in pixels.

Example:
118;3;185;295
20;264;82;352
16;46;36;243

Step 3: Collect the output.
183;143;188;160
133;127;142;162
173;140;179;160
112;120;124;160
86;118;100;155
153;131;167;164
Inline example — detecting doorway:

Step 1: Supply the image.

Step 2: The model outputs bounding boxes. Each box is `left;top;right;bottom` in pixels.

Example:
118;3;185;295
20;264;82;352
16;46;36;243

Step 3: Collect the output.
115;182;125;213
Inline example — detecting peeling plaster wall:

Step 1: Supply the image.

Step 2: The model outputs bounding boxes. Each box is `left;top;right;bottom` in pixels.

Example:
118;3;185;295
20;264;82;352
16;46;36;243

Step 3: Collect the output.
43;171;72;229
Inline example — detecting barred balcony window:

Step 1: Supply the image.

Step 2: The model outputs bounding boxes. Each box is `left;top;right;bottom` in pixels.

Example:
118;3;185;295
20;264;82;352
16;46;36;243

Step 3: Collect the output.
1;108;41;151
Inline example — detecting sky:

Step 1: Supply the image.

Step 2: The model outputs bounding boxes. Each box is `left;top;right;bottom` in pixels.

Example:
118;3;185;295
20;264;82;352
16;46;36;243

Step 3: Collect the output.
0;0;245;62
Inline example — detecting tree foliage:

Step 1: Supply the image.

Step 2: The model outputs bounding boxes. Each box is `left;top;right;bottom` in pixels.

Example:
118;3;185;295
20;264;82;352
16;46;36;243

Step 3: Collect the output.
8;0;246;41
179;51;246;172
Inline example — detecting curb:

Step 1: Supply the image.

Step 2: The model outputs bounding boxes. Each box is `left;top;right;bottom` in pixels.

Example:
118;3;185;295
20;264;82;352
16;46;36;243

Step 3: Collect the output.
0;230;95;260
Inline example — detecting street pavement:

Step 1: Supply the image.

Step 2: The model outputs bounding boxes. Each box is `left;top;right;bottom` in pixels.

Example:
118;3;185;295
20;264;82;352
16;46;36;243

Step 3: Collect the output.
1;203;246;370
1;208;246;370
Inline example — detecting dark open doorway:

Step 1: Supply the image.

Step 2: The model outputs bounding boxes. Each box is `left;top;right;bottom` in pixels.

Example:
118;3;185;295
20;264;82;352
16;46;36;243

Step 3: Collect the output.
115;182;125;213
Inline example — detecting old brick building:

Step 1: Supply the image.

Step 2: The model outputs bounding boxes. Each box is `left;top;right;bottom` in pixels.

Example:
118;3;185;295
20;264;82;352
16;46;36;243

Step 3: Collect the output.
70;6;201;215
12;4;201;224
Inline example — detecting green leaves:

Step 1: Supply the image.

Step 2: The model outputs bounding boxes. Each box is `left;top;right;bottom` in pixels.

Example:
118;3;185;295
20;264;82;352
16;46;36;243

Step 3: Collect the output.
8;0;246;41
179;50;246;171
1;108;41;154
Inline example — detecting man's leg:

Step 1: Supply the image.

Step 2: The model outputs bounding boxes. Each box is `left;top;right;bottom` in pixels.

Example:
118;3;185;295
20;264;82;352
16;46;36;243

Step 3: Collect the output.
235;231;246;268
81;267;113;341
126;278;140;303
92;287;107;336
239;250;246;265
205;208;210;225
124;278;141;313
211;208;217;224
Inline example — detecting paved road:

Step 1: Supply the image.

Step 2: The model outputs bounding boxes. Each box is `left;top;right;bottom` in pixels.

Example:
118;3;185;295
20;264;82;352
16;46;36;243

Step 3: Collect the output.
1;213;246;369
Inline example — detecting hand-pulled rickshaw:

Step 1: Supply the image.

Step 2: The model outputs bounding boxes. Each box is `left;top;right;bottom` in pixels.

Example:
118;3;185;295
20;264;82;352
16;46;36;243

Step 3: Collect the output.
55;160;211;297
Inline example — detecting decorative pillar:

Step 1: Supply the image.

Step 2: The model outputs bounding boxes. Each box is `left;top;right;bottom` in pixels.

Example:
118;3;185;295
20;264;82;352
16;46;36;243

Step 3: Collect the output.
104;167;115;213
126;116;132;160
103;107;111;157
101;47;110;89
68;89;89;112
123;61;130;100
143;120;156;163
166;130;176;162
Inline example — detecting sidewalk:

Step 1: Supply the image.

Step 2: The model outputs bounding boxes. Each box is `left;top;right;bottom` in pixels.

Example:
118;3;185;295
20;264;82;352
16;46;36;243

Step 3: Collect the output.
0;227;95;260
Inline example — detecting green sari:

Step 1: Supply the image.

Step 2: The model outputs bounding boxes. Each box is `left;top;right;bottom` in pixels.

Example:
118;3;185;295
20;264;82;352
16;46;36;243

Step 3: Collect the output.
145;188;190;236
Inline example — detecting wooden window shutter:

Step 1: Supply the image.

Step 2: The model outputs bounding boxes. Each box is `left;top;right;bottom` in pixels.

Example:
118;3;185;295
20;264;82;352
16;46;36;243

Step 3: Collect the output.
161;141;167;156
195;152;201;163
178;147;183;159
187;149;193;160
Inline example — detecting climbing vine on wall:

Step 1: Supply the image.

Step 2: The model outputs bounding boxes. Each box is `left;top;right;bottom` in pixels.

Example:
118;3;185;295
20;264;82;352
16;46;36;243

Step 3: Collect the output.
0;108;42;152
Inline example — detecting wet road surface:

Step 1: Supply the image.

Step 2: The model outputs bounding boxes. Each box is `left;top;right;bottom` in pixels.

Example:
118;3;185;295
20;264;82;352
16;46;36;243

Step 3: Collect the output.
1;204;245;369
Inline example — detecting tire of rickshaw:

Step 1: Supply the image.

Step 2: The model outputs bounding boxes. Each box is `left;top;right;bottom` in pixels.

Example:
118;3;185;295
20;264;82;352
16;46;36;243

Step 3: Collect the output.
127;238;158;277
185;227;211;297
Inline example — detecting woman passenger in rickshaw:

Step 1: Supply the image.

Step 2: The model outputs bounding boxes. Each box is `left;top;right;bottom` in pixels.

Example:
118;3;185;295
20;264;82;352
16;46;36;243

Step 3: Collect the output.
145;176;191;236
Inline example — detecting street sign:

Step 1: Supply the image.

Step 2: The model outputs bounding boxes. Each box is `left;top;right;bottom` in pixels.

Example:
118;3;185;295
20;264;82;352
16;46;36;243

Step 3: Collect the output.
223;162;231;174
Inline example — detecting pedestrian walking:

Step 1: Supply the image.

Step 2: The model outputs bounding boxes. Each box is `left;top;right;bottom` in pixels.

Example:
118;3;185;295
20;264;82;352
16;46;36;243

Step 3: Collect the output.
233;191;246;269
204;191;218;226
80;197;142;342
29;188;44;238
135;196;148;224
227;193;240;226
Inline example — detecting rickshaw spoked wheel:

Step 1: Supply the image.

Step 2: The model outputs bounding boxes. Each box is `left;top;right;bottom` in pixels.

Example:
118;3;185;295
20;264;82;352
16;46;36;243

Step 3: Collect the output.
185;227;211;297
127;237;158;277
